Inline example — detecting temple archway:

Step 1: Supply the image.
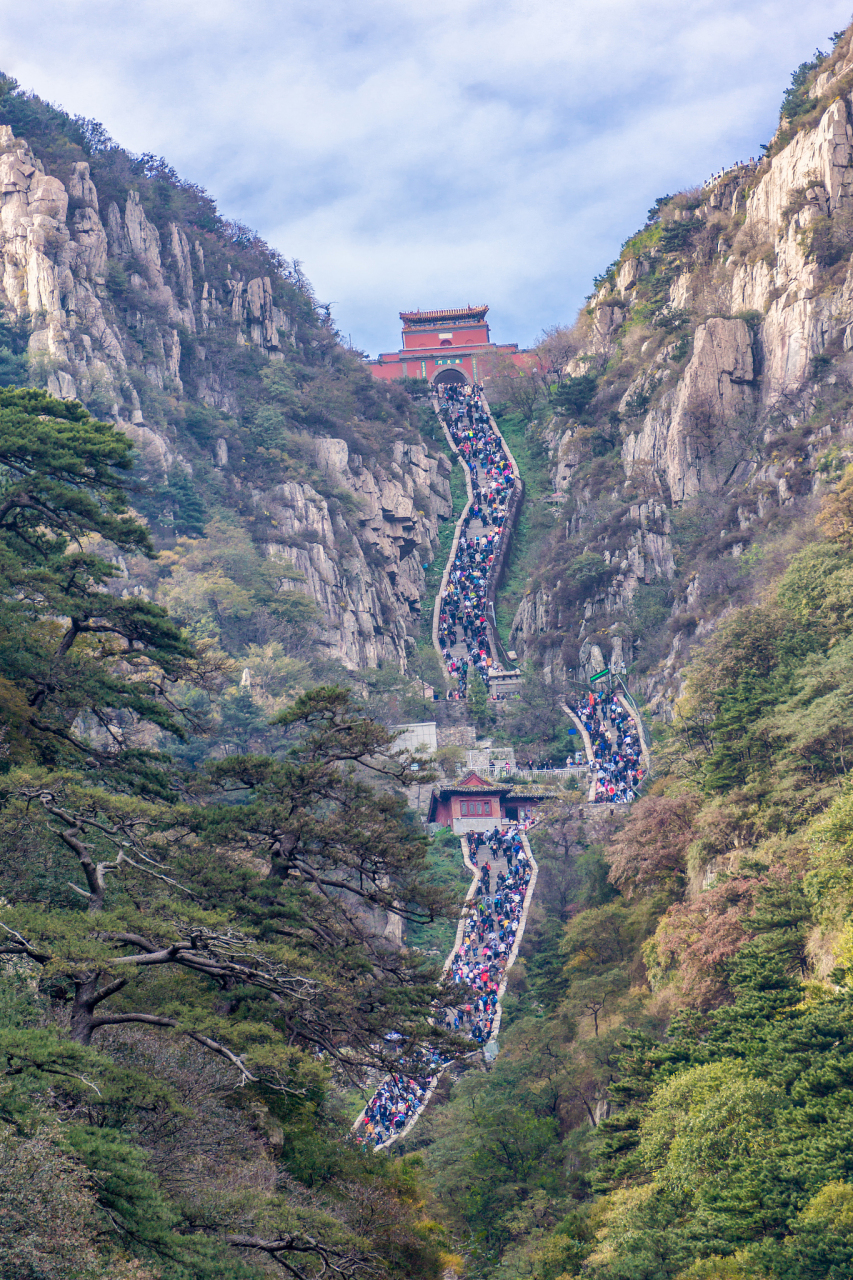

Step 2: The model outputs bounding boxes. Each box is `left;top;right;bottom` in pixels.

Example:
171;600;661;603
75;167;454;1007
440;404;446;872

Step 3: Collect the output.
431;367;470;389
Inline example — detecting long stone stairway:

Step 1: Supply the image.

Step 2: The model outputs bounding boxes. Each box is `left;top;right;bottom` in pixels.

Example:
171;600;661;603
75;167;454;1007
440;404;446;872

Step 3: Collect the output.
351;384;650;1150
352;827;539;1149
352;386;534;1149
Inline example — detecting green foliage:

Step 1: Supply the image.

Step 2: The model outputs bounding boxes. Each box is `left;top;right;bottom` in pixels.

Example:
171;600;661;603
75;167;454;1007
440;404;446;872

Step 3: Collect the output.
806;778;853;914
585;942;853;1276
406;828;470;954
646;195;674;226
765;1181;853;1279
0;314;28;388
0;81;481;1280
630;581;673;639
64;1124;254;1278
553;372;598;417
658;220;697;254
652;305;692;333
798;213;853;267
780;52;826;122
568;551;610;593
396;376;431;398
592;260;622;293
467;666;491;728
638;1060;786;1197
147;465;207;537
502;666;575;761
154;515;321;701
490;409;553;646
418;306;853;1277
0;1115;134;1280
0;689;454;1278
0;389;195;777
622;386;652;417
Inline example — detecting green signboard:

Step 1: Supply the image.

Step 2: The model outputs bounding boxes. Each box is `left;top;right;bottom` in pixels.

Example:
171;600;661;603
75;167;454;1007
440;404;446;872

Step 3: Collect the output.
590;669;610;682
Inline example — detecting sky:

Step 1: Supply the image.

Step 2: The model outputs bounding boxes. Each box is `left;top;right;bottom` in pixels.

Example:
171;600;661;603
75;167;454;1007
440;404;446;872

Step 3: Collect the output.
3;1;852;355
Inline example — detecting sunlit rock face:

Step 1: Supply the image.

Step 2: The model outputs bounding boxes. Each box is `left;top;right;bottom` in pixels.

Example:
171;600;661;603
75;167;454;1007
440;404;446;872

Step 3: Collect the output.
511;47;853;704
0;124;452;671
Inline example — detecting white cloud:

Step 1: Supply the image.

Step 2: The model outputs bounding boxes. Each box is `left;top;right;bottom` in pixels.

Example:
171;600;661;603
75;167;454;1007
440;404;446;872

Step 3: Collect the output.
3;0;851;352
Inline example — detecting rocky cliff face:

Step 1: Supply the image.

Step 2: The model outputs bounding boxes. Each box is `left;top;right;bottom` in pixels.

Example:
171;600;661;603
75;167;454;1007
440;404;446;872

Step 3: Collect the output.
0;117;450;671
262;436;450;668
508;28;853;712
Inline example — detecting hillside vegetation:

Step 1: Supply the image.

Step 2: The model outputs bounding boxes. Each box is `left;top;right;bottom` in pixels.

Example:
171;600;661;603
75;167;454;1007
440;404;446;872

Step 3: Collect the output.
0;384;464;1280
410;470;853;1277
6;18;853;1280
0;76;457;725
0;79;467;1280
402;25;853;1280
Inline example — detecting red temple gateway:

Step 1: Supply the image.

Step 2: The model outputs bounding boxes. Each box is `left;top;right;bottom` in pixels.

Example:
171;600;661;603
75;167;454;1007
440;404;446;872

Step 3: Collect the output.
427;771;556;833
368;305;531;388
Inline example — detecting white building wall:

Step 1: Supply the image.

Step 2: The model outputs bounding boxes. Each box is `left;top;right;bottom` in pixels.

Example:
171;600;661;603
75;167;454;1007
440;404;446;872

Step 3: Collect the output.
452;816;506;834
391;722;438;755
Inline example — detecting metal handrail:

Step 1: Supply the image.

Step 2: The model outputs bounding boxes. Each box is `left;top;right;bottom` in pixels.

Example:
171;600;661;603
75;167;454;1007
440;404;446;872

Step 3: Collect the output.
612;673;653;764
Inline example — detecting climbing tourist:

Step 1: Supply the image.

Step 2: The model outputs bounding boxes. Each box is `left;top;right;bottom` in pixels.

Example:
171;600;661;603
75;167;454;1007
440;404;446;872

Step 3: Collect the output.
568;691;643;803
436;383;518;699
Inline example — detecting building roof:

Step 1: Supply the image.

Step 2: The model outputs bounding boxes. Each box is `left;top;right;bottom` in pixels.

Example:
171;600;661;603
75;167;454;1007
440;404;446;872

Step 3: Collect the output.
400;306;489;327
426;773;560;824
431;770;512;799
506;784;560;800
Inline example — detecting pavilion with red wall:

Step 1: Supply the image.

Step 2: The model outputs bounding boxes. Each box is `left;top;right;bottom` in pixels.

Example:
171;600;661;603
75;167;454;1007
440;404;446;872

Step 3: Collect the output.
427;771;556;833
368;305;532;387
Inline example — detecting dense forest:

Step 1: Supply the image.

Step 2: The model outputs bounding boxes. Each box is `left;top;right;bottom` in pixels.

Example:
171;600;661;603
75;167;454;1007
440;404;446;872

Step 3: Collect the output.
6;18;853;1280
0;386;473;1280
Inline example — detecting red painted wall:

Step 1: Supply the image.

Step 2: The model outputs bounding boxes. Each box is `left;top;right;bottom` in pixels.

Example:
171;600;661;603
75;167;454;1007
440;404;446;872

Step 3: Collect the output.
432;796;453;826
402;323;491;350
369;345;532;384
452;794;501;820
368;307;536;385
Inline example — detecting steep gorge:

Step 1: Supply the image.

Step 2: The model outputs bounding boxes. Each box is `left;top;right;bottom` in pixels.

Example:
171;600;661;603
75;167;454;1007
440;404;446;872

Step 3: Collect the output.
7;22;853;1280
399;28;853;1280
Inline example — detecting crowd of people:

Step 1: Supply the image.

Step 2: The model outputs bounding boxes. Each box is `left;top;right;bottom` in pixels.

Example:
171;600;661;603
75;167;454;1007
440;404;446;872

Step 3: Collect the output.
436;382;517;697
445;826;532;1042
354;387;652;1151
357;1067;437;1145
569;691;645;803
356;823;533;1148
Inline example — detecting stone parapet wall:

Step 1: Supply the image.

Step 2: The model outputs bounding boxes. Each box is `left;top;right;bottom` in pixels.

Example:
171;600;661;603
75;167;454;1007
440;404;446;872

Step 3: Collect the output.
436;724;477;748
481;394;524;669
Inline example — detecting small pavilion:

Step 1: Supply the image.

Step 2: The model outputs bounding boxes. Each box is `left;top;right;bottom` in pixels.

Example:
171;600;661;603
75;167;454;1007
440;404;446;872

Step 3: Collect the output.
427;770;557;833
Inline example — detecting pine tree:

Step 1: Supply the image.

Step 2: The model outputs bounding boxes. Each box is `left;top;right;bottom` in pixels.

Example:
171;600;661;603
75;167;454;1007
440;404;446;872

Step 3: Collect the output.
156;465;207;538
467;666;490;727
0;389;196;780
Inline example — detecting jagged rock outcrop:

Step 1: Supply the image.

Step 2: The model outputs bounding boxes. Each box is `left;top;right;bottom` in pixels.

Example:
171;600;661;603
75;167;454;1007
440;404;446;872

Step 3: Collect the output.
0;122;451;671
623;317;756;502
262;437;451;668
509;33;853;701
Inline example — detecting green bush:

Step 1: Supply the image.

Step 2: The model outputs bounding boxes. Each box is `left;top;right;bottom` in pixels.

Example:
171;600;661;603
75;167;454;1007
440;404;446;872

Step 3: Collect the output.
553;373;598;417
780;51;825;121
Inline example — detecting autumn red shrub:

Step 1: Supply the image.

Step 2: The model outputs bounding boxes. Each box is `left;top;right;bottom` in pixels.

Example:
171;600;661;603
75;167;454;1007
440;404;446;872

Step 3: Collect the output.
646;875;763;1007
606;792;701;896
